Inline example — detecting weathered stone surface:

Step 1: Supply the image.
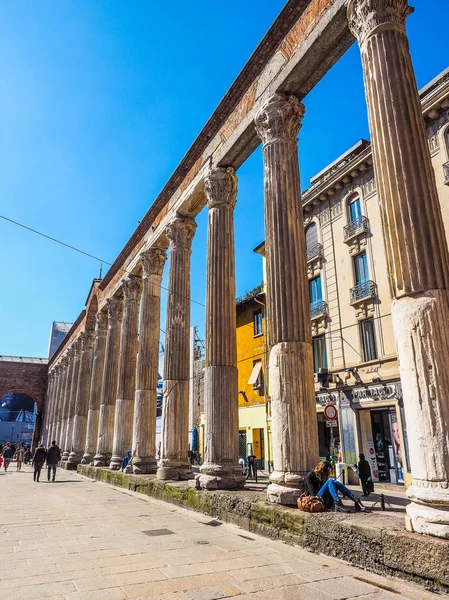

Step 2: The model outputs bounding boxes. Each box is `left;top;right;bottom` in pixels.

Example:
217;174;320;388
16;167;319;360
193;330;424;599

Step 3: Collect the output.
157;216;196;481
63;341;81;461
199;168;245;491
348;0;449;536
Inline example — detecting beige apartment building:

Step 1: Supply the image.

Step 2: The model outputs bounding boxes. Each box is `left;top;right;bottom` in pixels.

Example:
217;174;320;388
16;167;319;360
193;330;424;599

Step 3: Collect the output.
249;67;449;489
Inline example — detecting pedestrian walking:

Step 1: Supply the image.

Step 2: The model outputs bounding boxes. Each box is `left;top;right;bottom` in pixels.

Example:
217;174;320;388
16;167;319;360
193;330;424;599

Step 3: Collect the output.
357;453;372;497
24;448;31;464
3;444;13;471
46;441;61;482
14;444;25;472
32;444;46;482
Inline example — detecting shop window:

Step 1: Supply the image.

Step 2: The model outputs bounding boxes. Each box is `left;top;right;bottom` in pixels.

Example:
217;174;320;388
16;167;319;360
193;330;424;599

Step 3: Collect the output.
312;336;327;373
353;252;369;285
348;195;362;222
309;276;323;303
254;309;262;336
360;319;377;361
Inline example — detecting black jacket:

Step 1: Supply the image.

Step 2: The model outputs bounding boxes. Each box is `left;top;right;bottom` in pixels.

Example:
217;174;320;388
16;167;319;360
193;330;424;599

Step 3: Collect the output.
305;471;322;496
358;459;371;479
46;445;61;465
32;448;47;466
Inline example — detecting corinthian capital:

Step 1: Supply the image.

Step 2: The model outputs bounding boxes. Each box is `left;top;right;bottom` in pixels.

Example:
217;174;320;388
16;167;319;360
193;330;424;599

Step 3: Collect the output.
122;276;143;303
166;215;197;251
95;310;108;334
205;167;238;210
106;296;123;324
141;247;167;278
80;330;95;352
347;0;413;44
255;94;304;146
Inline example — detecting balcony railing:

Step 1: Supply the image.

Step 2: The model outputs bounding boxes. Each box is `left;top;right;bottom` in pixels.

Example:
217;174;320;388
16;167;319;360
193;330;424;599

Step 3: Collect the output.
350;280;377;304
344;215;369;241
443;162;449;185
310;300;328;319
306;242;324;262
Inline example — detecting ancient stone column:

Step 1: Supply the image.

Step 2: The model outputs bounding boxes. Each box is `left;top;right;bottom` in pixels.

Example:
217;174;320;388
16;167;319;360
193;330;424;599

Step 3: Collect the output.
60;350;75;461
348;0;449;538
255;94;319;505
68;331;95;466
82;311;108;464
48;366;60;444
132;247;167;474
110;277;142;470
198;168;245;490
63;339;81;461
54;358;68;448
43;370;55;446
94;296;123;467
157;215;196;481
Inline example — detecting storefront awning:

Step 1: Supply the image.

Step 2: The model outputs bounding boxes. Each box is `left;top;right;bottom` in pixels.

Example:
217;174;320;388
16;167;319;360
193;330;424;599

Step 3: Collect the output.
248;361;262;385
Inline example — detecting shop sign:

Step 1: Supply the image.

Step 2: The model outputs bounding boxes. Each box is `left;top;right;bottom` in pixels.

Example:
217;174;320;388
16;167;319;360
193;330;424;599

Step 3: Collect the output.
367;441;380;482
352;381;402;403
326;420;338;428
316;391;339;407
324;404;338;421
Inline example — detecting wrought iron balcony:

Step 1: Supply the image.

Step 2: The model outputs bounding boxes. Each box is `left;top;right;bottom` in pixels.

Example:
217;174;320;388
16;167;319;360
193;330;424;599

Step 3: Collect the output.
344;215;370;241
443;162;449;185
350;280;377;304
310;300;328;319
306;242;324;262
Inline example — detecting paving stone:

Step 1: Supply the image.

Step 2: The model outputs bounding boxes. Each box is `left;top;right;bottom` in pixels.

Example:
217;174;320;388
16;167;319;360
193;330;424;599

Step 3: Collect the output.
305;576;380;598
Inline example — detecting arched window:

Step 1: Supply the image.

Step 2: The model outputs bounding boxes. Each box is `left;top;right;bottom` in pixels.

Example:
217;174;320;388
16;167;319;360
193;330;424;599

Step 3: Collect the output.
305;223;318;254
348;195;362;223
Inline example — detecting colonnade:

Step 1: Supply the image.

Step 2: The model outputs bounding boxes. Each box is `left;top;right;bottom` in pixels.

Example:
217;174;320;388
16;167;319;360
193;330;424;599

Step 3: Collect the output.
40;0;449;537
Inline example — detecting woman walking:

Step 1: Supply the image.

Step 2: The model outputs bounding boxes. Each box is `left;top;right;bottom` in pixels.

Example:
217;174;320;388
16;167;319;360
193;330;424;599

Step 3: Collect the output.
32;444;47;482
14;444;25;472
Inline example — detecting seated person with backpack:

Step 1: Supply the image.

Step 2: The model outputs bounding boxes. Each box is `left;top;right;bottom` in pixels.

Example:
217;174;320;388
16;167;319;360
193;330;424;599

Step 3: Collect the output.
303;460;366;513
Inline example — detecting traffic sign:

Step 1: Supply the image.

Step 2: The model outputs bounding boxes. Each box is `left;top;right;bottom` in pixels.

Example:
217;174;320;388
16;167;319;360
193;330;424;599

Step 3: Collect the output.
324;404;338;421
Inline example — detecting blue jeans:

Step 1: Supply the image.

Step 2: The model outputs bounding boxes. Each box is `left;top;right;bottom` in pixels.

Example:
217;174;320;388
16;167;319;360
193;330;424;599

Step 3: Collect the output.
318;478;357;509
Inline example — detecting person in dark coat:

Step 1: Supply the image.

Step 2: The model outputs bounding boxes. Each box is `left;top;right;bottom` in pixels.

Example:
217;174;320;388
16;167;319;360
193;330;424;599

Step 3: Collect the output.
305;460;366;513
357;453;372;496
46;441;61;482
2;444;13;471
32;444;47;482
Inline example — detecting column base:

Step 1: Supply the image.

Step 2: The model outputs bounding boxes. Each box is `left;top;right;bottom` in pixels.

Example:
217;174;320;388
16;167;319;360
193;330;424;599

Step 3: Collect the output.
61;452;70;462
197;463;245;490
133;457;157;475
93;453;110;467
67;451;82;466
266;470;306;506
80;452;94;465
157;460;193;481
406;501;449;539
109;455;123;470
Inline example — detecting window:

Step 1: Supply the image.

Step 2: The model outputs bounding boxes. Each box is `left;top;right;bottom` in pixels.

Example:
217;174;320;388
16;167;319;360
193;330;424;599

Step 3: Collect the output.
312;336;327;373
353;252;369;284
309;276;322;304
248;360;263;391
254;309;263;336
348;196;362;222
360;319;377;361
305;223;318;254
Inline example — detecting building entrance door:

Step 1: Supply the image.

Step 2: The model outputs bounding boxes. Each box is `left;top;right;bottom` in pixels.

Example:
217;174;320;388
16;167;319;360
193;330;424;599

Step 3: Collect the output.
370;408;403;484
252;428;265;470
238;430;247;459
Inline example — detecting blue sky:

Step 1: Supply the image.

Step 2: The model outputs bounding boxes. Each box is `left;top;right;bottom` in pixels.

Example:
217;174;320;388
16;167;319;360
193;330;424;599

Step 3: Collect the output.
0;0;448;358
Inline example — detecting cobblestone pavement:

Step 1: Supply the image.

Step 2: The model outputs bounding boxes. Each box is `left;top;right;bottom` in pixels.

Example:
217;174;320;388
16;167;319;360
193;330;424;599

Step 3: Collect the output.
0;464;443;600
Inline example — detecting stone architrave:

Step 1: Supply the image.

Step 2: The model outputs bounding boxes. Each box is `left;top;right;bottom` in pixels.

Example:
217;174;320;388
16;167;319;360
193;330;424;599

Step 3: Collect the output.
157;215;196;481
68;331;95;466
82;311;108;465
348;0;449;538
110;277;142;470
63;339;82;461
60;351;75;461
255;94;319;505
54;358;68;448
132;247;167;474
94;296;123;467
198;168;245;490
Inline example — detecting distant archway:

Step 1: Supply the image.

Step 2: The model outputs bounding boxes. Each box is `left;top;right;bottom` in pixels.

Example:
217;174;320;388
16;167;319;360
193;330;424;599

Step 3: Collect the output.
0;392;37;447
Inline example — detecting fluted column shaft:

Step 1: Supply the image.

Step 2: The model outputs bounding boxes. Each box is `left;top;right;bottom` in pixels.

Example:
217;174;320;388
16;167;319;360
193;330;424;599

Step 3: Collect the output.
43;372;55;446
255;94;319;505
132;248;166;474
157;215;196;481
349;0;449;538
198;168;245;490
48;367;60;445
82;311;108;464
110;278;142;470
60;352;74;461
94;297;123;466
54;360;67;448
63;340;81;460
68;332;94;465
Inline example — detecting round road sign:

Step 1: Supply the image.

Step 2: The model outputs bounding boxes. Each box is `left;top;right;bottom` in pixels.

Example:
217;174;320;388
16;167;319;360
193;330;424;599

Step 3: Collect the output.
324;404;338;421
